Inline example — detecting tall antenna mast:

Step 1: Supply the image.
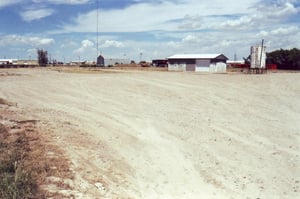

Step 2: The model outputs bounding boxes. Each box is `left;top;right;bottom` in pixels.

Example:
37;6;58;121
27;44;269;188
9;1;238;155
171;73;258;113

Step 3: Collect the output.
96;0;99;57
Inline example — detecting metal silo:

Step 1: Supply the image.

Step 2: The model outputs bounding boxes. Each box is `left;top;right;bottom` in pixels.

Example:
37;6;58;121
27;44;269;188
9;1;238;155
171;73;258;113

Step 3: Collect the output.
250;40;266;69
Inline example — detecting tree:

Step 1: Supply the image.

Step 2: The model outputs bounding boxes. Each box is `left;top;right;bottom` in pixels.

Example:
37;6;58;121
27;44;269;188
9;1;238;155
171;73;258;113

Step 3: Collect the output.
37;49;48;66
267;48;300;70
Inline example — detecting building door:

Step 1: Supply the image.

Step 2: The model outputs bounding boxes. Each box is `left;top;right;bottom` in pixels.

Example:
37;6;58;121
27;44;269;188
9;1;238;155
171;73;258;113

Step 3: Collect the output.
186;64;195;71
196;59;210;72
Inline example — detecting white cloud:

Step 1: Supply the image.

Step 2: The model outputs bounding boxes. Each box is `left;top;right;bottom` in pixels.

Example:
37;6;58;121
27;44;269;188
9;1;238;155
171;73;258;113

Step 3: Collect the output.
257;26;299;37
34;38;55;45
167;41;180;49
50;0;90;4
73;39;96;55
60;41;77;49
182;35;199;43
101;40;124;48
219;0;299;30
32;0;90;5
82;39;94;48
178;15;202;29
270;26;299;35
21;8;54;22
0;35;54;47
59;0;259;33
257;1;298;19
255;25;300;51
220;16;253;29
257;30;269;37
0;0;21;8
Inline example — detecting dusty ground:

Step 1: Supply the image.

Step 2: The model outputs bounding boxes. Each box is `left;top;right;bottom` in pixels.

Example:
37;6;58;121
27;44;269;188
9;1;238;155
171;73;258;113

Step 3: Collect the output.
0;68;299;198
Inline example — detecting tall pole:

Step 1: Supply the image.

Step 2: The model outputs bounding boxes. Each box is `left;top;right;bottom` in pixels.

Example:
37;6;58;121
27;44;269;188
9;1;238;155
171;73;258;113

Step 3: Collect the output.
260;39;264;68
140;52;143;62
97;0;99;58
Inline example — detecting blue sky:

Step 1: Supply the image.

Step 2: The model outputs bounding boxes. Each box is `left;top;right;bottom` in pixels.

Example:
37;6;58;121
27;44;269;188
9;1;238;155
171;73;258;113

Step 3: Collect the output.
0;0;299;62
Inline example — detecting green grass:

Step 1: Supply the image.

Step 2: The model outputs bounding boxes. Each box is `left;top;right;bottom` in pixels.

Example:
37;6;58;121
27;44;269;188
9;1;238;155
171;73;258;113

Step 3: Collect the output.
0;124;39;199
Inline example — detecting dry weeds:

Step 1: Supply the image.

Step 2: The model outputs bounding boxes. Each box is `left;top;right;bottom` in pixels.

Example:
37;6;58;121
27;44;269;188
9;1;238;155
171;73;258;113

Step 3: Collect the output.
0;101;73;198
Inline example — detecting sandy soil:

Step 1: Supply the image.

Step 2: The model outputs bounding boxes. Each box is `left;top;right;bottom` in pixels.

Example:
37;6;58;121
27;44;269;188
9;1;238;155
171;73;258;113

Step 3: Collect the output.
0;68;299;198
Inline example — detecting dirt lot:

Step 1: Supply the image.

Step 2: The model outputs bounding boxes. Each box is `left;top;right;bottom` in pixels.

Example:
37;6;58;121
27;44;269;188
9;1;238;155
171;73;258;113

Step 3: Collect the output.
0;68;299;198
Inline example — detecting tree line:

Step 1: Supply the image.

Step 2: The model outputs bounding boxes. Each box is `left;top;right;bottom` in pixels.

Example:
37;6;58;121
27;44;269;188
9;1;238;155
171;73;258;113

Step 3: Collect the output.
243;48;300;70
267;48;300;70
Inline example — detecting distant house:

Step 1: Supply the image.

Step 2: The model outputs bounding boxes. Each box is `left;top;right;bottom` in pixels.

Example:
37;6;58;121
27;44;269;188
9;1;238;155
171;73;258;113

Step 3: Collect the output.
104;58;130;66
167;54;228;72
0;59;17;65
152;59;168;67
70;61;84;65
0;59;38;66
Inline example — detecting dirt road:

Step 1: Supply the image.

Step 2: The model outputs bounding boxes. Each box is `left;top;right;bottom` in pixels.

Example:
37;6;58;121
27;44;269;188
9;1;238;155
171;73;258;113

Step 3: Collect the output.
1;68;299;198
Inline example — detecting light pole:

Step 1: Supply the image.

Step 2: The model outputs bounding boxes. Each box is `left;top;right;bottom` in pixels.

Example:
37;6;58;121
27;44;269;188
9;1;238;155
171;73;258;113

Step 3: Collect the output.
140;52;143;63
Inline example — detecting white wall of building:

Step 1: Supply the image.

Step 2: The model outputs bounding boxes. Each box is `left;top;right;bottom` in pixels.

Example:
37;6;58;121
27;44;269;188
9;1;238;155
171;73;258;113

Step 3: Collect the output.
0;59;17;64
168;64;186;71
104;58;130;66
195;66;209;72
170;62;226;73
209;62;227;73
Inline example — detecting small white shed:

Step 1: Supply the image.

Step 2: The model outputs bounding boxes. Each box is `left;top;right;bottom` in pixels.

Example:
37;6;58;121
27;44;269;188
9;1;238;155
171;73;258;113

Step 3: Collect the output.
167;54;228;73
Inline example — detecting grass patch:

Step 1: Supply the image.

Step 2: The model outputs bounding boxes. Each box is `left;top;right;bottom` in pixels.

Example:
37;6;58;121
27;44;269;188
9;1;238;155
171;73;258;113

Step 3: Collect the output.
0;120;72;198
0;123;41;198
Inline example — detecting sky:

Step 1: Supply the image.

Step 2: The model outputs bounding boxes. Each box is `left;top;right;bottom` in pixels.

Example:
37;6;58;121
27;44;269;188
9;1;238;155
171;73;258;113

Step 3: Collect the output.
0;0;299;62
